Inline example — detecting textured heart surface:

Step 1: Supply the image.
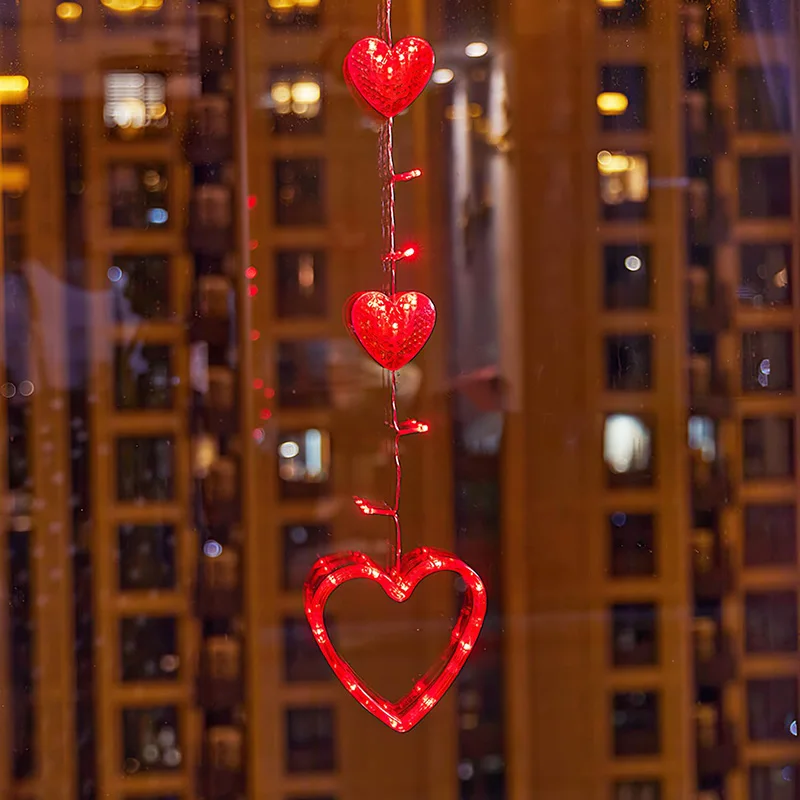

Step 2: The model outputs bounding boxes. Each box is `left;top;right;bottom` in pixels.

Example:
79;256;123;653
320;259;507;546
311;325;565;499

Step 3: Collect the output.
304;547;486;732
343;36;435;119
349;291;436;371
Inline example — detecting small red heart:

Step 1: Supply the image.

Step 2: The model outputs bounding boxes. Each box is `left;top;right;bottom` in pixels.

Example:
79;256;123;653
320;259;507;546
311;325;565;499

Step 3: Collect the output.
343;36;436;119
304;547;486;732
348;291;436;371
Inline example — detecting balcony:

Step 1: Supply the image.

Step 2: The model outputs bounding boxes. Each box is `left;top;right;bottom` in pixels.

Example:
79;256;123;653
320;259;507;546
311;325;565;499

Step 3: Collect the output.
689;364;733;418
183;97;233;164
187;196;234;256
686;109;731;158
202;726;245;798
695;632;736;686
692;536;734;598
202;367;238;435
688;199;731;247
692;459;733;509
697;721;738;777
203;458;240;526
190;275;232;345
197;638;243;710
689;284;733;332
196;549;242;618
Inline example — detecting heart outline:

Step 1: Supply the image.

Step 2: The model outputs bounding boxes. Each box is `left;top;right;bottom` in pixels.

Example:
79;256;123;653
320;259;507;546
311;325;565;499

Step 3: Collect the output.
304;547;486;732
343;36;436;119
348;290;436;371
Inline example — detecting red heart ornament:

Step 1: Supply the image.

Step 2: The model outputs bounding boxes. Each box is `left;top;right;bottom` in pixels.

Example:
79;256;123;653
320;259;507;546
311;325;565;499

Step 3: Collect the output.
304;547;486;732
348;290;436;371
343;36;436;119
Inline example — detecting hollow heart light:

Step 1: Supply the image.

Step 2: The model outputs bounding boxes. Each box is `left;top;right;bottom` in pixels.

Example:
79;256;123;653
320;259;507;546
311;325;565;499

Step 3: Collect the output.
303;0;487;733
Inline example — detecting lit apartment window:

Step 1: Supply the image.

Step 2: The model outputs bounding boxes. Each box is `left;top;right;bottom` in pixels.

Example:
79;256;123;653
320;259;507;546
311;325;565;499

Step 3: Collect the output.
276;250;327;318
599;66;647;131
266;0;321;28
603;244;650;309
285;707;335;773
744;505;796;567
120;616;179;681
598;0;645;28
283;524;331;589
737;0;790;32
612;691;660;756
743;417;794;480
611;603;658;667
121;706;181;773
739;156;792;218
275;158;325;225
278;340;330;408
268;69;322;134
737;66;791;133
116;436;174;501
102;0;165;30
615;781;661;800
739;244;791;307
745;592;798;654
609;512;656;577
109;163;168;229
750;765;798;800
747;677;797;741
604;414;654;487
283;617;331;682
741;331;793;392
115;344;173;410
278;428;331;499
605;335;653;391
598;151;649;221
118;524;176;590
104;71;167;136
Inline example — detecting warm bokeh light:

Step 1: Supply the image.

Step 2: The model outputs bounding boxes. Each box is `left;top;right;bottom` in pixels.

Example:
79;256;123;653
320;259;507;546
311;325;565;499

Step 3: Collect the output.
101;0;144;11
432;68;455;85
465;41;489;58
596;91;629;116
55;2;83;20
598;0;625;7
0;75;29;104
0;165;30;192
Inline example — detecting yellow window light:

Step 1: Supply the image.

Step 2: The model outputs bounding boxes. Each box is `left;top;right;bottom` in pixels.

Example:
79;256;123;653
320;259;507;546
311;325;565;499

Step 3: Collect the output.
0;76;29;105
270;82;292;106
101;0;144;12
268;0;296;8
597;150;633;175
291;81;320;105
56;2;83;20
0;165;29;193
597;91;629;116
141;0;163;10
598;0;625;7
296;0;321;7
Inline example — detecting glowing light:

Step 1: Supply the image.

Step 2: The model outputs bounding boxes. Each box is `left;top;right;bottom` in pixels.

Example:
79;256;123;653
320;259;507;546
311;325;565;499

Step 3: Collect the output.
624;255;642;272
598;0;625;7
292;81;321;104
279;441;300;459
248;285;258;297
465;42;489;58
107;266;123;282
402;245;417;259
250;330;260;341
432;68;455;85
249;239;258;250
203;540;223;558
56;2;83;20
101;0;143;12
18;381;34;397
394;169;423;183
260;408;272;421
596;91;629;116
247;195;257;210
0;76;28;104
604;414;652;474
245;266;257;279
253;378;264;389
147;208;168;225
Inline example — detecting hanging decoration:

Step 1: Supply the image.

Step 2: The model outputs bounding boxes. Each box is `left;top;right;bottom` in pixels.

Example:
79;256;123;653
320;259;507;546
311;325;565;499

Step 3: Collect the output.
304;0;487;733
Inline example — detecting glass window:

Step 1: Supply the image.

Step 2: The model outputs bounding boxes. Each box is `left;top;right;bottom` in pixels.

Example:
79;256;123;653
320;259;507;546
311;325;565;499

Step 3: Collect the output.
278;429;331;498
115;344;173;410
604;414;654;487
283;524;331;590
599;151;649;220
266;0;321;28
737;66;791;132
283;617;331;682
609;513;656;577
747;678;798;741
739;156;792;219
285;707;335;773
739;244;791;307
612;691;659;756
605;335;653;391
611;603;658;667
275;158;324;225
598;0;646;28
743;417;795;480
736;0;790;32
104;71;167;136
109;254;171;321
744;505;796;567
109;163;169;229
278;340;330;408
268;69;322;134
614;782;661;800
603;244;651;309
118;524;176;590
121;707;181;773
116;437;174;501
745;592;798;653
120;616;179;681
750;765;798;800
741;331;793;392
276;250;327;318
599;65;647;131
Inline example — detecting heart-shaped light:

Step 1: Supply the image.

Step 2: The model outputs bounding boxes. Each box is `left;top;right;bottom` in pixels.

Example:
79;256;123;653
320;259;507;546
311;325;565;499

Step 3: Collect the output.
343;36;436;119
304;547;486;732
348;290;436;371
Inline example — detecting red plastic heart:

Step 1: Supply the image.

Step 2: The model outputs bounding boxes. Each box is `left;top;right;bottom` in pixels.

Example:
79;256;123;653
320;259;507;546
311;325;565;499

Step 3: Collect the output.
343;36;436;119
348;290;436;371
304;547;486;733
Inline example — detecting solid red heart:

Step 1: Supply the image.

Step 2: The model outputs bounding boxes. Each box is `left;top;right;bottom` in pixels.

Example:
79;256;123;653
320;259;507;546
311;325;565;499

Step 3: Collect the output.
343;36;436;119
348;290;436;371
304;547;486;733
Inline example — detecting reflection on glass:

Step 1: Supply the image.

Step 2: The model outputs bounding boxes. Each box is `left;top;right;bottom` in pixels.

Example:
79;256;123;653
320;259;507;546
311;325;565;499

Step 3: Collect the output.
116;437;175;501
122;707;181;773
118;524;176;590
109;163;168;229
120;616;179;681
